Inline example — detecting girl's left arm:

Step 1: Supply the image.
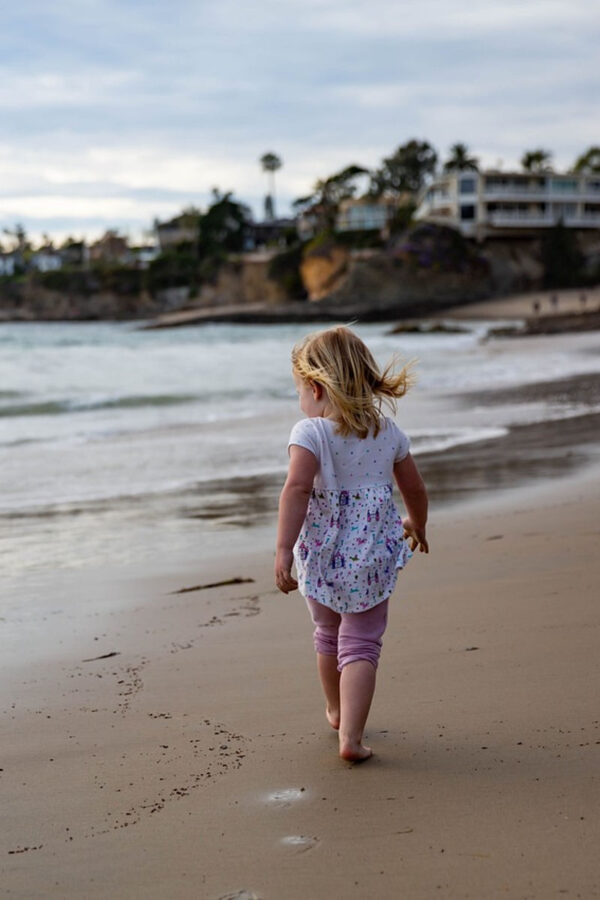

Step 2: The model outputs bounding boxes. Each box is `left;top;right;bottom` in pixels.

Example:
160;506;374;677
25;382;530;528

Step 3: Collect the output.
275;445;318;594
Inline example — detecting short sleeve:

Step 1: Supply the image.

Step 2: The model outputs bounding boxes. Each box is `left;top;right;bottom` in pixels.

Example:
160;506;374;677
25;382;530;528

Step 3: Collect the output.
391;421;411;463
288;418;320;460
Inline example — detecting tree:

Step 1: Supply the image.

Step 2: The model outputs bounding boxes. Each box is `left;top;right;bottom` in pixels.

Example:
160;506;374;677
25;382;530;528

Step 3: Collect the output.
521;149;553;173
369;139;437;197
293;164;369;231
2;223;28;253
572;146;600;174
443;143;479;172
198;191;252;256
260;152;283;220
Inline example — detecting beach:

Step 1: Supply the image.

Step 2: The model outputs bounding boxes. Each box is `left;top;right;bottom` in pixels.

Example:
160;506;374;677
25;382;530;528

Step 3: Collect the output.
3;462;600;899
2;302;600;898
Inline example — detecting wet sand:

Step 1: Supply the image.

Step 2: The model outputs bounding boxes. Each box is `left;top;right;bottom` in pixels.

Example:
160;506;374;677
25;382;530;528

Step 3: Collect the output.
3;452;600;898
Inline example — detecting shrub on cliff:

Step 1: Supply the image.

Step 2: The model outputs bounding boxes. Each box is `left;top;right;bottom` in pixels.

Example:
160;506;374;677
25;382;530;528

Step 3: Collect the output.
35;268;99;294
392;223;488;275
146;249;199;295
268;243;307;299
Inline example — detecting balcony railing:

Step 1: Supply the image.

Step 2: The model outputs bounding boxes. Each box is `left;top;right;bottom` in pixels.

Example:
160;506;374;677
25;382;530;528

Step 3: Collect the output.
487;211;600;227
483;185;600;199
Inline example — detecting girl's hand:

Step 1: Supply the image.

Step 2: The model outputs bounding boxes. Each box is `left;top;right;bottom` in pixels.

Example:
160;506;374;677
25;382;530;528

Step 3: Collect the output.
403;518;429;554
275;548;298;594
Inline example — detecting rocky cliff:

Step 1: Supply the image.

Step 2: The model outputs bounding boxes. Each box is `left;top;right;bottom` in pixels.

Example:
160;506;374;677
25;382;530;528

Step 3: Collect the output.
1;225;598;322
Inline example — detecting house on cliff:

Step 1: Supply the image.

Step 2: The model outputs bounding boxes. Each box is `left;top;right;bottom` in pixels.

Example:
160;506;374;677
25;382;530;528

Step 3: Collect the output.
336;196;410;234
89;231;130;265
30;244;63;273
59;240;89;268
154;212;199;251
416;170;600;240
0;251;21;276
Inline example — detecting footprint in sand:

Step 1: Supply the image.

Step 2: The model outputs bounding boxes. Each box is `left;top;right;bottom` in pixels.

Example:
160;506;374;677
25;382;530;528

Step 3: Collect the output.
265;787;306;808
218;891;261;900
219;891;260;900
280;835;320;854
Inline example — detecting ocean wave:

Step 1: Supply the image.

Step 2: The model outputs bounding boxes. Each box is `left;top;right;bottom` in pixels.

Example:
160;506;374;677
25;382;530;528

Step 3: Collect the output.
411;426;510;454
0;392;199;418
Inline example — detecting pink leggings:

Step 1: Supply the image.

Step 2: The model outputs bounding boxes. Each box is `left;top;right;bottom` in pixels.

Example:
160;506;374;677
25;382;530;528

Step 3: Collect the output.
305;596;389;672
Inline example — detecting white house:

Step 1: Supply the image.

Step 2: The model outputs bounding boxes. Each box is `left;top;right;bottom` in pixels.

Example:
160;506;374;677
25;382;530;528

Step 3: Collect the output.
30;246;63;272
415;170;600;239
336;197;393;232
0;252;18;276
130;244;160;268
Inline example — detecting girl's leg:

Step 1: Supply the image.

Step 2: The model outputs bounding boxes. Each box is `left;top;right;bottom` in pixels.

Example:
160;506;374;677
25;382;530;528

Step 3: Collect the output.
317;654;341;730
305;597;342;729
337;600;389;761
339;661;376;760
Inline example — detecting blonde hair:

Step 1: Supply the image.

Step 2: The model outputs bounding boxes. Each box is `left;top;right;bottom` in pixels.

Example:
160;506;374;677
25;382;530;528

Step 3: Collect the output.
291;325;413;438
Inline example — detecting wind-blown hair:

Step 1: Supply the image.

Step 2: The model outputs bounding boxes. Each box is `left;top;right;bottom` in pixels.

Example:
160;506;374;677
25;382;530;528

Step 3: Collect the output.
291;325;413;438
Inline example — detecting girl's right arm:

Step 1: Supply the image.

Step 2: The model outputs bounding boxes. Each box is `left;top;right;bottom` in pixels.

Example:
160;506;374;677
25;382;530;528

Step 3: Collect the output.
275;445;318;593
393;452;429;553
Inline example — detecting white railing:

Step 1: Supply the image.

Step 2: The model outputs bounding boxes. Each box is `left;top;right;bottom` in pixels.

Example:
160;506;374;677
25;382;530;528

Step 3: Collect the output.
483;185;600;200
488;211;600;227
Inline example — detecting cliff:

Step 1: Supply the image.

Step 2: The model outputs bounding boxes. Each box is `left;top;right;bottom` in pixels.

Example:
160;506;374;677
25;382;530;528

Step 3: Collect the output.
1;225;598;323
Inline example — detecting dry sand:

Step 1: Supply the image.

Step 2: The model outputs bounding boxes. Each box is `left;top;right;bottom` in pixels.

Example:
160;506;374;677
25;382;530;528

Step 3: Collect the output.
445;285;600;321
3;463;600;899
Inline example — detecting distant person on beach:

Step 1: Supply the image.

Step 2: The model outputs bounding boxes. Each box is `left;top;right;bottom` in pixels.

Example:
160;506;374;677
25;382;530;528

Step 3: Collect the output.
275;325;429;762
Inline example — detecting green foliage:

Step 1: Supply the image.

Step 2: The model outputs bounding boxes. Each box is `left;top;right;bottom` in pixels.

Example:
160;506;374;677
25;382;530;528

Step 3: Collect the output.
388;201;416;234
303;230;338;258
335;230;385;250
34;265;144;296
198;192;251;256
36;268;95;293
572;146;600;174
145;192;253;295
369;140;437;196
95;265;145;296
443;143;479;172
521;149;553;173
146;249;199;294
541;221;585;288
268;243;307;299
260;152;282;173
395;223;487;274
293;166;369;232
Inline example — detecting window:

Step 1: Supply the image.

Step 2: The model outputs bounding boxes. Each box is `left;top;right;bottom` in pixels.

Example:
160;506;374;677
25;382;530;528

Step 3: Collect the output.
460;205;476;221
460;177;476;194
550;179;578;193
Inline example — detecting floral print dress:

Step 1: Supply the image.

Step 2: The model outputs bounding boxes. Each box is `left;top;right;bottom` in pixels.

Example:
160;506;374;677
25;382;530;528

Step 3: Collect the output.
288;416;412;614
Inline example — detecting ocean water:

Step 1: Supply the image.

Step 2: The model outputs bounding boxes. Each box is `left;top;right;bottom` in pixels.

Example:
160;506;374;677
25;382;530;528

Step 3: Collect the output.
2;319;600;580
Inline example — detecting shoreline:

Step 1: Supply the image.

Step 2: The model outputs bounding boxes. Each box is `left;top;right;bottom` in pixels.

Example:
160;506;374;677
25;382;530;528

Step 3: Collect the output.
3;460;600;898
3;285;598;331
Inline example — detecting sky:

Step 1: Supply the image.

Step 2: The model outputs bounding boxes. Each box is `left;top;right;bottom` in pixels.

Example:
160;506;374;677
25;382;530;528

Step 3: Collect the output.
1;0;598;246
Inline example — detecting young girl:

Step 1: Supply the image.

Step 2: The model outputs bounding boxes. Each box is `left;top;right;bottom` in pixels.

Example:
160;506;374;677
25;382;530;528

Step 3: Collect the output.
275;325;429;762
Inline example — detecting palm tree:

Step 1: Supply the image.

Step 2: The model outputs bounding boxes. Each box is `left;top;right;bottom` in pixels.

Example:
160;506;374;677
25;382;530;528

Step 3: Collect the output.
293;164;369;231
260;152;283;220
572;146;600;174
521;149;553;173
443;143;479;172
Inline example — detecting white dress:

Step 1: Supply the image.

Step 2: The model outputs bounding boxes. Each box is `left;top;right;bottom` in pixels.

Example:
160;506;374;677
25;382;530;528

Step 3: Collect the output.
288;416;412;613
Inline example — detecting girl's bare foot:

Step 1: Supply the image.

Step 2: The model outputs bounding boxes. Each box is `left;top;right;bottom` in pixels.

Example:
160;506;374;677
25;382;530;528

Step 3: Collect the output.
339;740;373;762
326;706;340;730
